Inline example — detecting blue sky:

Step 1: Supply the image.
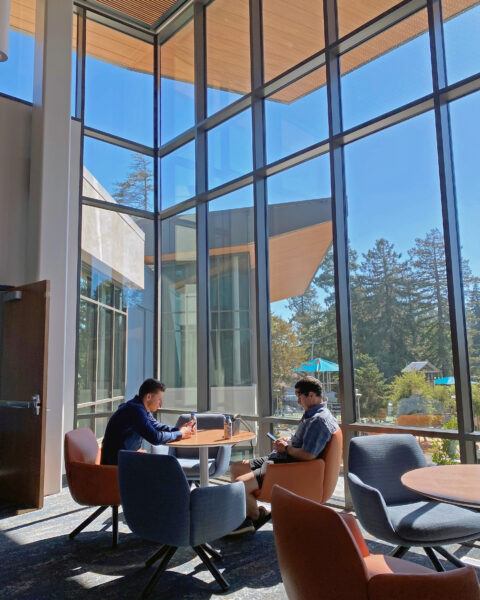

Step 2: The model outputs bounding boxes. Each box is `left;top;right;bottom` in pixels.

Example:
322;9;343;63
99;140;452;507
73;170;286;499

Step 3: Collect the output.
2;6;479;299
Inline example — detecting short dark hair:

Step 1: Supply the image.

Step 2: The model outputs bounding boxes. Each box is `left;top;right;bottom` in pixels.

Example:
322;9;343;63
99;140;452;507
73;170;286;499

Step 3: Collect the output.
138;378;166;399
294;376;323;398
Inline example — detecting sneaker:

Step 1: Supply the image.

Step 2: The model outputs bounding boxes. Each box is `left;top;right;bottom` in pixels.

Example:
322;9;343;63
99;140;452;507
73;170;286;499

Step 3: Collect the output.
225;517;255;536
252;506;271;531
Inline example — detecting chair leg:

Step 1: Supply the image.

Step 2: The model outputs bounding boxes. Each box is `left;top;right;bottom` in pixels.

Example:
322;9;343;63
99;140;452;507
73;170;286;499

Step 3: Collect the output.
391;545;409;559
433;546;466;569
194;545;229;591
145;545;169;568
424;547;445;572
202;543;223;561
141;546;177;599
69;506;107;540
111;506;119;548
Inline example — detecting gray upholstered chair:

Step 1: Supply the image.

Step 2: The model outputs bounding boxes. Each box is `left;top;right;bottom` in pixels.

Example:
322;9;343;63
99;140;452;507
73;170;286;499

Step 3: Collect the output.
348;434;480;571
163;413;231;481
118;451;245;597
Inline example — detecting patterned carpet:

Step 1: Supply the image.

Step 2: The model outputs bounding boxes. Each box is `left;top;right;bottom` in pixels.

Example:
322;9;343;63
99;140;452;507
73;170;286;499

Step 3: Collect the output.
1;487;479;600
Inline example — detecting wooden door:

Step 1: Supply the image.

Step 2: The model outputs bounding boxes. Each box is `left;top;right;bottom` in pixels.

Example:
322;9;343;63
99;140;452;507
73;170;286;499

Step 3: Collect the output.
0;281;49;512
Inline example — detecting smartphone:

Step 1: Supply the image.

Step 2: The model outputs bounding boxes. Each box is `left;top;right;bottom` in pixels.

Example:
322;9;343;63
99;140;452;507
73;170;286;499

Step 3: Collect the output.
266;432;276;442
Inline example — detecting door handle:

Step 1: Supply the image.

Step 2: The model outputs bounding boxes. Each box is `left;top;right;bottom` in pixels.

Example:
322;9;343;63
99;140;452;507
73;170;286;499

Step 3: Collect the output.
32;394;41;416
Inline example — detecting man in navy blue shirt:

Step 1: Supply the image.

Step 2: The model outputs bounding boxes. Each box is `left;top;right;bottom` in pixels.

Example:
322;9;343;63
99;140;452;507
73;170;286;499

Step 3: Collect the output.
229;376;339;535
101;379;194;465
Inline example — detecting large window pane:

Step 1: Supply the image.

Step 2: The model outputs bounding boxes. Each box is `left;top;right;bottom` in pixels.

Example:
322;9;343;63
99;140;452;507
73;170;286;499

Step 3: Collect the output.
443;0;480;84
161;210;197;410
208;186;257;416
161;20;195;144
337;0;401;38
76;209;154;422
206;0;250;116
267;156;340;422
341;11;432;130
345;113;455;426
265;68;328;164
1;0;36;102
85;20;153;145
263;0;324;82
208;109;253;189
160;140;195;210
450;92;480;428
83;137;154;212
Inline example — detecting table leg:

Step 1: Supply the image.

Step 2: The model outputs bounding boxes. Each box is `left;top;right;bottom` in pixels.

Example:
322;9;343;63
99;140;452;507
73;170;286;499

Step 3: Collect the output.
199;446;209;487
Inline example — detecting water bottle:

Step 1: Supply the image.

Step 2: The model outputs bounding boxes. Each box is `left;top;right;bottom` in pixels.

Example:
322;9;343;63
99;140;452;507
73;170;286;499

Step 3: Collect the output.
224;415;232;439
190;412;197;433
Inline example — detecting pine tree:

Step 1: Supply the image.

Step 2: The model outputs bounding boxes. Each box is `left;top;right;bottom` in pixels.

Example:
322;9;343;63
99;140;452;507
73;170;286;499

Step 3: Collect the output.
113;153;153;211
466;279;480;379
408;228;452;376
354;353;388;419
270;315;307;396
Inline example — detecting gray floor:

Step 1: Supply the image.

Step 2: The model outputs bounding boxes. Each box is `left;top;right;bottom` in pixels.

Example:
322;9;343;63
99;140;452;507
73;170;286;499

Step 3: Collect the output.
1;487;479;600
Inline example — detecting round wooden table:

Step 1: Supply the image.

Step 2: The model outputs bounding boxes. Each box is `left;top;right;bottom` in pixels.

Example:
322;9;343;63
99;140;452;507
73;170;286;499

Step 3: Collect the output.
401;465;480;509
167;429;256;487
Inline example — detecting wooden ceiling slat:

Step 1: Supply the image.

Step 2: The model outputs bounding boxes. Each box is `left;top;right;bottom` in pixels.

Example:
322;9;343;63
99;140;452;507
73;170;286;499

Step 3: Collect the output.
94;0;178;26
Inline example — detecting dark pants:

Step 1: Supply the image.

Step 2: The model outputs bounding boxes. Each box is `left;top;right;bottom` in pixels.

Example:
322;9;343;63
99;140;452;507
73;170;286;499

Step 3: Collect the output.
249;455;298;487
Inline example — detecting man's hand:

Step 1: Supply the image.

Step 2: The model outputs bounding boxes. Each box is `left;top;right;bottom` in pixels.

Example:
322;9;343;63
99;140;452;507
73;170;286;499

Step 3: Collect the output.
273;438;289;454
185;418;197;433
180;424;194;439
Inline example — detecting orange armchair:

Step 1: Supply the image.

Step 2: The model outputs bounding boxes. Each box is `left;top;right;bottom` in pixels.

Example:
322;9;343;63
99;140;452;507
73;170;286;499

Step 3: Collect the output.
271;485;480;600
64;428;121;547
255;428;342;503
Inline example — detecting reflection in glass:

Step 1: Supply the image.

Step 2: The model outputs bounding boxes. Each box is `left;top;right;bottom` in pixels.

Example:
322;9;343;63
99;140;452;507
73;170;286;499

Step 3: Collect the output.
208;109;253;189
262;0;324;82
443;0;480;84
341;11;432;129
450;92;480;428
160;140;195;210
208;186;257;416
161;20;195;144
85;19;153;145
161;210;197;410
206;0;250;116
76;209;154;424
345;112;454;426
83;137;154;212
265;68;328;164
1;0;36;102
267;157;340;422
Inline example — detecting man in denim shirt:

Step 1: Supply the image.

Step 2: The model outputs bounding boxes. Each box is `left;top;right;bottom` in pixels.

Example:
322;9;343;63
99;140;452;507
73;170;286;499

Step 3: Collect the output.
229;376;339;535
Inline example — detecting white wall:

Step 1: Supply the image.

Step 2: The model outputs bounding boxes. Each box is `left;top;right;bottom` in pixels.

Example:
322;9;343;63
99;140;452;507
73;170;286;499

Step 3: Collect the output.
0;96;30;285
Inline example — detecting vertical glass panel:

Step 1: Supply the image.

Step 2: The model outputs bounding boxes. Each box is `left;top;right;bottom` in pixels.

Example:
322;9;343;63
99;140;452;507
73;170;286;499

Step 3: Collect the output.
161;20;195;144
71;13;78;117
345;113;455;426
160;140;195;209
83;137;154;212
337;0;401;38
208;186;257;416
1;0;36;102
341;11;432;130
77;299;96;405
450;92;480;428
267;156;340;422
443;0;480;84
77;209;154;415
263;0;324;82
265;68;328;164
85;20;153;145
208;109;253;189
206;0;251;116
161;210;197;410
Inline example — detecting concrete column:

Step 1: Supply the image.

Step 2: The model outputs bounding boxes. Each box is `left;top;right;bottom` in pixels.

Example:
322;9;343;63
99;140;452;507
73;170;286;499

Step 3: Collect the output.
27;0;75;495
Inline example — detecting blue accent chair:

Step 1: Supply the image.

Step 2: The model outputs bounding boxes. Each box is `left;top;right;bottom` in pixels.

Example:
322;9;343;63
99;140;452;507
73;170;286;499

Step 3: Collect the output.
348;434;480;571
165;413;231;481
118;451;245;597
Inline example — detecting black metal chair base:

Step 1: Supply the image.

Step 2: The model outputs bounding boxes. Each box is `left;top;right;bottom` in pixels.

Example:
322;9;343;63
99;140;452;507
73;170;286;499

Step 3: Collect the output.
69;505;119;548
142;544;228;597
391;544;466;571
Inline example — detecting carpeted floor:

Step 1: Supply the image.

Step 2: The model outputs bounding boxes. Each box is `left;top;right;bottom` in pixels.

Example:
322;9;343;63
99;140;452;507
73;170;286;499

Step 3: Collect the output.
1;488;479;600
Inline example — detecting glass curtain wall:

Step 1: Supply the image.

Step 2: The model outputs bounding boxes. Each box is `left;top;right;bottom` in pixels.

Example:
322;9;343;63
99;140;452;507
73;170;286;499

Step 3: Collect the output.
74;0;480;471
